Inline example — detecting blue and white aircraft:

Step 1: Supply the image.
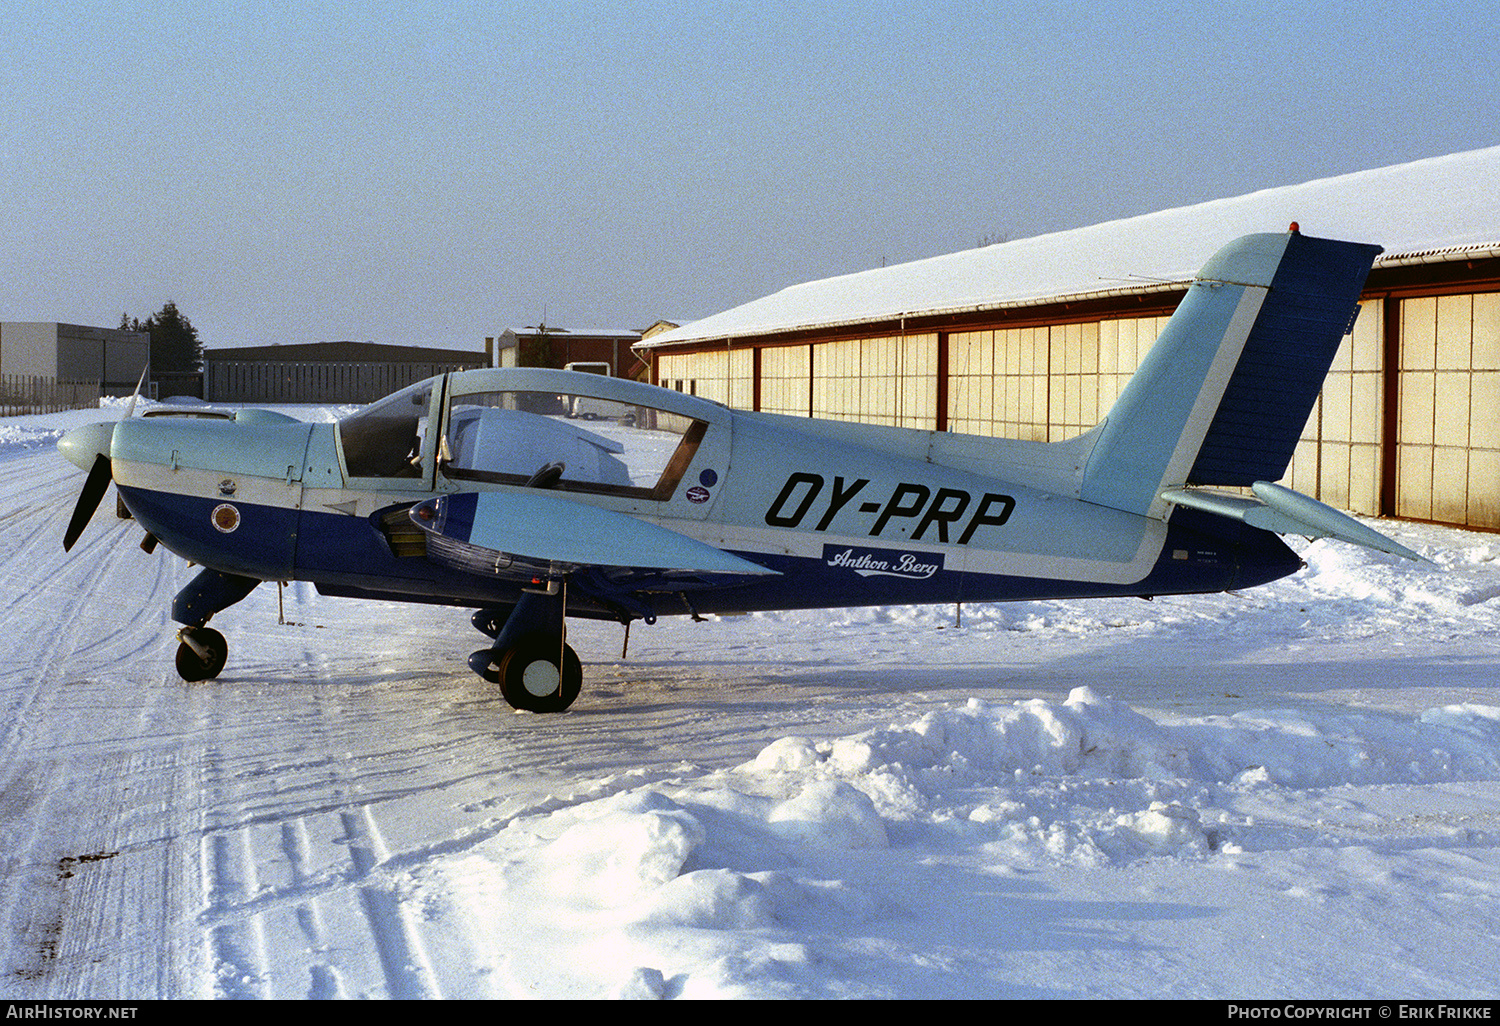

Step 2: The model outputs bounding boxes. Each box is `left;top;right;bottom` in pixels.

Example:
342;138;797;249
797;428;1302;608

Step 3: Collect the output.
58;230;1419;712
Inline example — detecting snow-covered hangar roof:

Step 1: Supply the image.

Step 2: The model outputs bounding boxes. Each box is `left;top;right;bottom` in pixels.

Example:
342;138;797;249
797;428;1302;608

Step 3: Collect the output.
639;146;1500;349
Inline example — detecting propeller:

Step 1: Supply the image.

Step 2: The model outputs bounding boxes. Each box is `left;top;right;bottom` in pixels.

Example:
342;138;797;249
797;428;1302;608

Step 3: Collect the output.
123;365;147;420
59;420;119;551
63;452;113;551
60;368;149;551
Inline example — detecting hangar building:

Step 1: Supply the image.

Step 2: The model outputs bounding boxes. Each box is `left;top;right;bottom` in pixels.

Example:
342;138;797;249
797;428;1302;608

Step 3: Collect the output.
203;341;489;404
635;147;1500;531
0;321;150;394
490;325;671;378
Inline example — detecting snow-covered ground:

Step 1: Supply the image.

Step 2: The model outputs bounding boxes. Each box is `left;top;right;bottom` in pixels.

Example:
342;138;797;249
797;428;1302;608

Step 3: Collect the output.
2;403;1499;999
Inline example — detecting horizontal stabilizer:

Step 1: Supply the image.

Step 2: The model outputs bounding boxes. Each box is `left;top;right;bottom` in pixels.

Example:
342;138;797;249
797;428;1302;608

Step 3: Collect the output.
411;491;779;578
1160;482;1431;563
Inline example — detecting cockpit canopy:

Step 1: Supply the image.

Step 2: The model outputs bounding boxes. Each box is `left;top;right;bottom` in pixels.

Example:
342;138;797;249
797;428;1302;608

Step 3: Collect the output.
443;389;705;499
335;371;710;500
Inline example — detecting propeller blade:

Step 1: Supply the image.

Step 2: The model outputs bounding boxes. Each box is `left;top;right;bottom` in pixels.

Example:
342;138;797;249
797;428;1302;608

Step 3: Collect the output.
123;365;148;420
63;453;113;552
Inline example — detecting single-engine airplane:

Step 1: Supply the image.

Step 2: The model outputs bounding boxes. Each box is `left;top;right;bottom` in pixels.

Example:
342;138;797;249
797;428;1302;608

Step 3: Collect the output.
58;230;1422;712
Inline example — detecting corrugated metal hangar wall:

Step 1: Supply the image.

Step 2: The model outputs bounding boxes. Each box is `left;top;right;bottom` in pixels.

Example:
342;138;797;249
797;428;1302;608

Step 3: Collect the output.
203;342;489;404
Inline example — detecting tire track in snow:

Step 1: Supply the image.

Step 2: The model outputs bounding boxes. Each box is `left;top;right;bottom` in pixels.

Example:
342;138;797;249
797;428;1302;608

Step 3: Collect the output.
281;817;346;1000
49;746;199;998
0;454;207;997
0;523;119;760
0;760;66;992
200;744;272;999
2;746;201;998
340;805;441;999
0;458;177;766
187;674;454;998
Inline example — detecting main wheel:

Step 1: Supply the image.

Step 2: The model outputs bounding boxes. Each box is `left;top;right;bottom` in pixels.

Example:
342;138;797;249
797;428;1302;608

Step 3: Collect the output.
176;626;228;682
496;632;582;712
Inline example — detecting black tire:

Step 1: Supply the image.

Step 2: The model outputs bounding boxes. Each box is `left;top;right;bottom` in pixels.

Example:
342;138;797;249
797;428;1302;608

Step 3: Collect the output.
496;632;582;712
176;627;227;682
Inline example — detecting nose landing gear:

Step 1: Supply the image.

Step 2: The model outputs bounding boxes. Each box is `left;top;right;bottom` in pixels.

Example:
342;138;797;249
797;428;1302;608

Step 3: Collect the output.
176;626;228;682
170;568;259;682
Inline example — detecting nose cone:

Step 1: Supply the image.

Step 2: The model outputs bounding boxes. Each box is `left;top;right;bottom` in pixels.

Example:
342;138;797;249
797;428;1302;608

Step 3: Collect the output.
58;421;117;471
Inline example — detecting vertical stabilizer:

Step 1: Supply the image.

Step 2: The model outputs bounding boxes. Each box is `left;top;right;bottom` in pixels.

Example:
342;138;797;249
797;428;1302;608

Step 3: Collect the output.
1080;231;1381;518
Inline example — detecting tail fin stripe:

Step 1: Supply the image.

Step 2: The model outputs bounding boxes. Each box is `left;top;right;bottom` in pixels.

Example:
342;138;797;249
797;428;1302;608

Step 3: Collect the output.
1079;232;1380;518
1189;235;1379;485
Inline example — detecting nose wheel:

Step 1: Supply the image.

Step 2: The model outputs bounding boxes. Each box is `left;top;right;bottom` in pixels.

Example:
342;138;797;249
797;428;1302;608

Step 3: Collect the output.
176;626;228;682
170;570;257;682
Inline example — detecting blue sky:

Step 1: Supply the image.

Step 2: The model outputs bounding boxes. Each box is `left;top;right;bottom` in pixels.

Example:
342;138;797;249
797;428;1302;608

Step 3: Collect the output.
2;0;1495;351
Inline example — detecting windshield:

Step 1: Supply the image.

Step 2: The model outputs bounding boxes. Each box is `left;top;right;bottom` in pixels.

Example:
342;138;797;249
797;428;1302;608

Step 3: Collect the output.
337;380;436;479
443;389;706;500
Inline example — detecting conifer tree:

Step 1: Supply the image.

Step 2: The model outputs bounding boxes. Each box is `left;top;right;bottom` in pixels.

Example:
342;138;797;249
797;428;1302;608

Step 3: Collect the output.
121;302;202;373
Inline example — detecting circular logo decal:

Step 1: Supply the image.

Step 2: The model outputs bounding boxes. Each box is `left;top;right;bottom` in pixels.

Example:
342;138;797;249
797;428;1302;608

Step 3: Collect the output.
212;503;241;533
685;486;711;504
698;469;719;487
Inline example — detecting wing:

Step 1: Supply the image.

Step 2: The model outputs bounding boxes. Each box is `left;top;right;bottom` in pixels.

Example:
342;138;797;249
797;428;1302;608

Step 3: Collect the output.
409;491;778;581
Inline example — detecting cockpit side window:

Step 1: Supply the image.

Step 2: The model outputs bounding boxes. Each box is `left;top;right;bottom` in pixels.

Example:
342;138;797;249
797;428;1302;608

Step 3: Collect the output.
443;389;706;500
337;381;435;479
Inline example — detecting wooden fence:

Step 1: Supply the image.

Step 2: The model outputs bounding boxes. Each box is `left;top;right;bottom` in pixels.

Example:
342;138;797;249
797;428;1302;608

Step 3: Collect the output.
0;375;101;416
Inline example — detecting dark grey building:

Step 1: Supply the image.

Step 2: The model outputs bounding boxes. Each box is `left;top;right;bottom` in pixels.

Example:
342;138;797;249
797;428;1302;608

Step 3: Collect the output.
204;341;490;404
0;321;150;394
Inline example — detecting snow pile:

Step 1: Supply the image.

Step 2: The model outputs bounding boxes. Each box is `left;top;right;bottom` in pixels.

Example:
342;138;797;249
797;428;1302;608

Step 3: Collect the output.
0;423;66;457
384;515;1500;998
407;683;1500;998
410;783;892;998
812;688;1500;793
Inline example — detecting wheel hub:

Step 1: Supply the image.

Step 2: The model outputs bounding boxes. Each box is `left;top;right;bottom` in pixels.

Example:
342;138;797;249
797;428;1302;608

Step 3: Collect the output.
521;659;560;696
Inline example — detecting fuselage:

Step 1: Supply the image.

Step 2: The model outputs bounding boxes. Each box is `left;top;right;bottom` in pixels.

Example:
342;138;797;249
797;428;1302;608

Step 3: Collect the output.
91;367;1300;623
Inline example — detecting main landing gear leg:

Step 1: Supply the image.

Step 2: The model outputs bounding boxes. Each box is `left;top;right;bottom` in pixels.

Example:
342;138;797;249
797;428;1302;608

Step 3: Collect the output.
469;585;582;713
171;568;259;682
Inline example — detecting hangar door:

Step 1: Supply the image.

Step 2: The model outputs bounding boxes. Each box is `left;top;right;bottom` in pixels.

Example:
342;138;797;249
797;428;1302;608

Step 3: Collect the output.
1393;293;1500;529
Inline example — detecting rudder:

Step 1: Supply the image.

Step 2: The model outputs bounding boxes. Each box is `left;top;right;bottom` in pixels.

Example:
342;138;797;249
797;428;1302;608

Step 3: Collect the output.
1081;230;1381;518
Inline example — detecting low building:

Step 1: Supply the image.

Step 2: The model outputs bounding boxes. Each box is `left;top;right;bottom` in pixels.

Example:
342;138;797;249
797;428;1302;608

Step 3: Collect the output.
636;147;1500;531
490;326;662;379
204;341;489;404
0;321;150;395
